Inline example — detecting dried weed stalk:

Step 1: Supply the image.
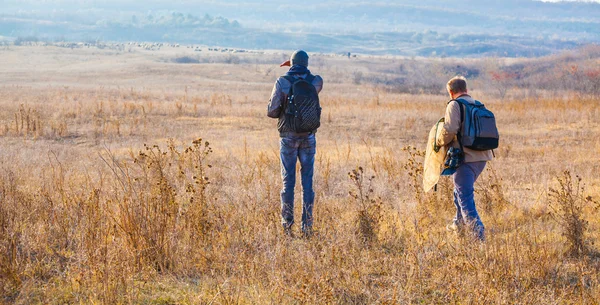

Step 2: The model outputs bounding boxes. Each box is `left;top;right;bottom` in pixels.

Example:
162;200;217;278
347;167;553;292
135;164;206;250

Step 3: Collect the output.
348;166;383;245
548;170;598;257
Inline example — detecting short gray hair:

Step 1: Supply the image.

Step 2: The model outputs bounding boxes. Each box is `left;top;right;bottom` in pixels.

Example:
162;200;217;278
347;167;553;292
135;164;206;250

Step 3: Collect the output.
447;76;467;94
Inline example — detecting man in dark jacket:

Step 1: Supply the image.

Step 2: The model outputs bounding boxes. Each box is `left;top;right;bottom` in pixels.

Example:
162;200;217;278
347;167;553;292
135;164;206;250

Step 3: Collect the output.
267;50;324;237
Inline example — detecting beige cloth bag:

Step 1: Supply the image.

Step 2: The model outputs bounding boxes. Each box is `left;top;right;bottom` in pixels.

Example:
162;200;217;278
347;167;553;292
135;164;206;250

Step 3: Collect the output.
423;118;447;192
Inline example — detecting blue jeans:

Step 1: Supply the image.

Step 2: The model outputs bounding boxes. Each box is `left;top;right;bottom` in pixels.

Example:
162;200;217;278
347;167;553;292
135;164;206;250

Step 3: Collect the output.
452;161;486;241
280;134;316;232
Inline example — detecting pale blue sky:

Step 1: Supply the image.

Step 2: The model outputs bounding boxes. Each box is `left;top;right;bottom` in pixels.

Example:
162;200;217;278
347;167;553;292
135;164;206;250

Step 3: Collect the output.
540;0;600;2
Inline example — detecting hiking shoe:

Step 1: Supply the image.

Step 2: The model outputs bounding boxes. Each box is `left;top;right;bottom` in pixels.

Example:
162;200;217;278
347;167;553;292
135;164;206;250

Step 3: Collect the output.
446;222;466;236
446;222;459;232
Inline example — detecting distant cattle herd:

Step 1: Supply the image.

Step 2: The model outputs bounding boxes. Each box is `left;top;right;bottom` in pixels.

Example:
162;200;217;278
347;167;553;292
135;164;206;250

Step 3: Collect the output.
0;39;360;59
0;39;267;55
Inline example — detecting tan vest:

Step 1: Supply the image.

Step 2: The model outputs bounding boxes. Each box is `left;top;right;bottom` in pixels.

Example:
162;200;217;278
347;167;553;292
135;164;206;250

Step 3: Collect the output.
436;95;493;163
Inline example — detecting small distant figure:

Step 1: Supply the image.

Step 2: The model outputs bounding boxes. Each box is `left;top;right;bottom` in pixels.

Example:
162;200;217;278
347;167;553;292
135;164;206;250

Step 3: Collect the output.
436;76;497;241
347;52;351;58
267;50;324;237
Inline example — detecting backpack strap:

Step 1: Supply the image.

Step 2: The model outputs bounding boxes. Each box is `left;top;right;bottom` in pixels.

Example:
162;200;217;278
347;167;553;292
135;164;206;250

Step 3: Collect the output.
283;74;315;84
449;99;466;152
281;75;296;115
282;74;316;104
282;75;296;83
282;75;297;89
282;75;303;96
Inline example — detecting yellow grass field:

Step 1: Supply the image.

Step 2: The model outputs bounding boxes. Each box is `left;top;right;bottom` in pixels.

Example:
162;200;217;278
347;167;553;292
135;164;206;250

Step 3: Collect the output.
1;45;600;304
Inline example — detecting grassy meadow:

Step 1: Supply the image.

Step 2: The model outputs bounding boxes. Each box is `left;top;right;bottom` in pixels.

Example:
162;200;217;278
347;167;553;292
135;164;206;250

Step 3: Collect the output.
1;44;600;304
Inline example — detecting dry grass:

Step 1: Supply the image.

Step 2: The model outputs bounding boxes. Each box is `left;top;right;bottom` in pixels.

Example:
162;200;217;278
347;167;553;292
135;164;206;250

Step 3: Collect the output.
1;46;600;304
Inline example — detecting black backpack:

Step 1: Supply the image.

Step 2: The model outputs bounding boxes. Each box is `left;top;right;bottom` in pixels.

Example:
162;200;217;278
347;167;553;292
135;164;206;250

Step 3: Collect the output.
281;75;321;133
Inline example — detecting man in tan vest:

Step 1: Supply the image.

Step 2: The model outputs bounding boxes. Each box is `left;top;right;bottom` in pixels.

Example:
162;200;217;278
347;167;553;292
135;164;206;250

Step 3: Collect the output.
437;76;493;241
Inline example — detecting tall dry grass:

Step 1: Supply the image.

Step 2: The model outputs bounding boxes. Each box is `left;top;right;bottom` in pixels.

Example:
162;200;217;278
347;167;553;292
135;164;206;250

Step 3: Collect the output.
1;94;599;303
1;46;600;303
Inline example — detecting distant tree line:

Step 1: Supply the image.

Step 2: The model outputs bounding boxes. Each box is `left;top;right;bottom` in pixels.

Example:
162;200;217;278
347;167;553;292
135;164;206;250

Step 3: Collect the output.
96;12;241;30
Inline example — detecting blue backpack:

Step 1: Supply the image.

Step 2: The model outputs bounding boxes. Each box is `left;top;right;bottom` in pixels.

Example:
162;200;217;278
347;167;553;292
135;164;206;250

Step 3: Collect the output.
453;98;499;151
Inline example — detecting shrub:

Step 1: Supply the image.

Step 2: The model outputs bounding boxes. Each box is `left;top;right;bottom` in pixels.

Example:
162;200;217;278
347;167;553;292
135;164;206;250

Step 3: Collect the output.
348;166;383;245
172;56;200;64
102;139;213;272
548;170;598;257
